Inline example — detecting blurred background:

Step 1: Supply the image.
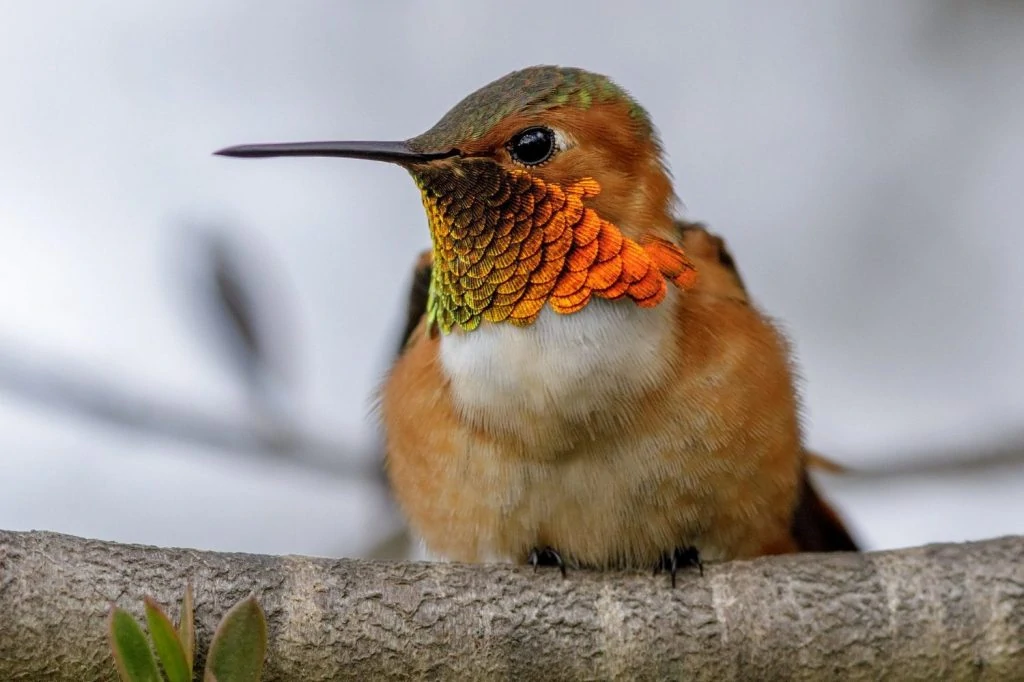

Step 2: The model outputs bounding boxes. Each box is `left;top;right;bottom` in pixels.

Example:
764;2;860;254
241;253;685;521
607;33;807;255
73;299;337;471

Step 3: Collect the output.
1;1;1022;560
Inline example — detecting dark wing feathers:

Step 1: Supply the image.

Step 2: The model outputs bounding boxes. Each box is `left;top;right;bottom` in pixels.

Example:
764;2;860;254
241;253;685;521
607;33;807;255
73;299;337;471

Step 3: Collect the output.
396;249;433;355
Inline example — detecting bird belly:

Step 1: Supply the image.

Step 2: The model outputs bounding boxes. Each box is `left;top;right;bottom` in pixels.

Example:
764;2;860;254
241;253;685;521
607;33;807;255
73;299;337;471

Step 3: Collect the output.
383;289;802;567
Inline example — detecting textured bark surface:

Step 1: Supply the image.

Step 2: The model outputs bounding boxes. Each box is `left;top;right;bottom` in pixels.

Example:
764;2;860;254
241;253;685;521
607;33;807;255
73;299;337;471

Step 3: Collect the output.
1;530;1022;681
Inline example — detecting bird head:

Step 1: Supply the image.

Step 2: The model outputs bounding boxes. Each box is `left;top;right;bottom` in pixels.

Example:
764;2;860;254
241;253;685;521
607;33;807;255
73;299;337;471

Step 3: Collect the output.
217;65;696;333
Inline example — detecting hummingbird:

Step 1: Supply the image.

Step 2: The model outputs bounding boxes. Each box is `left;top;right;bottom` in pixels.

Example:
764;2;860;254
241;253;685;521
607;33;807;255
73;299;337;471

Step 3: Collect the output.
217;65;857;582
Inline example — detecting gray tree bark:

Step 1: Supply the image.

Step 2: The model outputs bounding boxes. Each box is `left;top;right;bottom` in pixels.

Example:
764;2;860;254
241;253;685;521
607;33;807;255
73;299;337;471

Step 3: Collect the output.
1;530;1022;681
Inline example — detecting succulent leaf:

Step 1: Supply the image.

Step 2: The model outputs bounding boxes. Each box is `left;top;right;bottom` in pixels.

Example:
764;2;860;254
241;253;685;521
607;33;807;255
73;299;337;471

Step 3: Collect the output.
109;607;161;682
203;595;267;682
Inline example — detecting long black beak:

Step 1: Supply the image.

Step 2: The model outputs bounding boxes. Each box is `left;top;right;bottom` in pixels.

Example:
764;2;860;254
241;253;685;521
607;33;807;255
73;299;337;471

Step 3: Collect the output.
213;140;455;165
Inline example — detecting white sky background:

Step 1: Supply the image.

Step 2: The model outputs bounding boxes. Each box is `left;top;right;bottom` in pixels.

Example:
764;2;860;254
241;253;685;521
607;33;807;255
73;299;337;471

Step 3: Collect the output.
0;1;1021;558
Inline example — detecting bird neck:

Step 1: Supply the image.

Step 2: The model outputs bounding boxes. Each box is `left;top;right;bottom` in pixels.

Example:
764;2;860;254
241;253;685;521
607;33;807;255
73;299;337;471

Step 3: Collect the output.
414;164;696;335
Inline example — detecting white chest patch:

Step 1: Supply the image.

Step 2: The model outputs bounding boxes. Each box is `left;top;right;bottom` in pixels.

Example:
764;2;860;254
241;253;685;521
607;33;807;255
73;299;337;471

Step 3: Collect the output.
439;291;678;432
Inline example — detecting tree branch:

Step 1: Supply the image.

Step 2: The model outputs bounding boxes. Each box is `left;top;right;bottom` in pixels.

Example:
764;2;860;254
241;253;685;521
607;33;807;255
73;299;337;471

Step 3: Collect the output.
1;530;1021;681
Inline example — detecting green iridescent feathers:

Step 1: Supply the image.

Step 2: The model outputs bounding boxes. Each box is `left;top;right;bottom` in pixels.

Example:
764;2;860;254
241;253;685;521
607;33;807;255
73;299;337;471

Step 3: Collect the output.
407;65;654;152
412;163;695;335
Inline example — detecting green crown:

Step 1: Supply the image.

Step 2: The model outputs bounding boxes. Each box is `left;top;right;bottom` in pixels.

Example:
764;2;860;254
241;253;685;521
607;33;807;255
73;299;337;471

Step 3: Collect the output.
408;65;654;153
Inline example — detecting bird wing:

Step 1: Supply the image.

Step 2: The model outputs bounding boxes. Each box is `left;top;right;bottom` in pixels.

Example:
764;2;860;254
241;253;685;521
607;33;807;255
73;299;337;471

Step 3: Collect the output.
395;249;434;355
674;220;748;298
675;220;858;552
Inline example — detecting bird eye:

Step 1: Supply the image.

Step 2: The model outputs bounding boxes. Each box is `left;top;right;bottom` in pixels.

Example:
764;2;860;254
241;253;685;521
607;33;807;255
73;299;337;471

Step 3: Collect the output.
508;127;556;166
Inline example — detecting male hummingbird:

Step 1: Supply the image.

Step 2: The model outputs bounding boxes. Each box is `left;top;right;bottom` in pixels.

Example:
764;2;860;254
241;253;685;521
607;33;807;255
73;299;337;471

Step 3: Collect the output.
217;65;857;582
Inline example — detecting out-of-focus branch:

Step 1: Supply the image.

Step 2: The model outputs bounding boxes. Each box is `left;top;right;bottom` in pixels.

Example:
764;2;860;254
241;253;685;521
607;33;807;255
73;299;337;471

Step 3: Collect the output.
0;341;373;481
824;431;1024;480
1;530;1021;681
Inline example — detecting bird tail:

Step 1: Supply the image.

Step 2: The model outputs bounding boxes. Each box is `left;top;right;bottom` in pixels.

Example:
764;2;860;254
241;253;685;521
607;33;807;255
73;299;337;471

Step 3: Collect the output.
790;468;859;552
804;448;848;474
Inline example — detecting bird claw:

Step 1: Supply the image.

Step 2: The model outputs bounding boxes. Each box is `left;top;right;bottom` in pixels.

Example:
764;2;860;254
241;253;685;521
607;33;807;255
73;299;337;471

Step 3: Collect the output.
654;546;703;587
528;546;567;578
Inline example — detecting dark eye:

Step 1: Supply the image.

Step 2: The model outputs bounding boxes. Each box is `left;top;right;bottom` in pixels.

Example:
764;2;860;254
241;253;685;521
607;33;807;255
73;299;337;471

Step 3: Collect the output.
508;127;556;166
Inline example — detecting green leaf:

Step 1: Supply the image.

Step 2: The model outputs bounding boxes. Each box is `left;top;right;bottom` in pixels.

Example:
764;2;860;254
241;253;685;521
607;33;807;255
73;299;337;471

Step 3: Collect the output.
109;606;161;682
203;595;267;682
144;596;191;682
178;583;196;672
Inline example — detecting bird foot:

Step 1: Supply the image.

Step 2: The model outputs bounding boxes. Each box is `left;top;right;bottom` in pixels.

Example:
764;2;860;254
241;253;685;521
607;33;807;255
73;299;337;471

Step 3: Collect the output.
528;546;567;578
654;546;703;587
